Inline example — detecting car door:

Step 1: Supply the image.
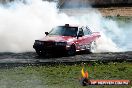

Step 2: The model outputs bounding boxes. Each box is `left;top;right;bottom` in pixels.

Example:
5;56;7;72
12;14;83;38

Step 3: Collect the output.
83;27;93;50
76;27;86;51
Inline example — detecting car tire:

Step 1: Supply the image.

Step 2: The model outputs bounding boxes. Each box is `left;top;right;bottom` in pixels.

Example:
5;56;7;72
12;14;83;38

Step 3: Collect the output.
67;45;76;56
89;41;97;53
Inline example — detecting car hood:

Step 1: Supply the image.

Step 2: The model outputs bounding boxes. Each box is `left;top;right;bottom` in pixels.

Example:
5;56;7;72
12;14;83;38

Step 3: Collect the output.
40;35;76;42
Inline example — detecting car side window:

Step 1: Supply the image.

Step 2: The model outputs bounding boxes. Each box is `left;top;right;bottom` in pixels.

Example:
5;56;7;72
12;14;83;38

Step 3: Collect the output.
84;27;92;35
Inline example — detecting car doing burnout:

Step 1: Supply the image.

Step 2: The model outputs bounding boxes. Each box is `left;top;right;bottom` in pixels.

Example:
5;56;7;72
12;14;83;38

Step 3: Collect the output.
33;24;101;56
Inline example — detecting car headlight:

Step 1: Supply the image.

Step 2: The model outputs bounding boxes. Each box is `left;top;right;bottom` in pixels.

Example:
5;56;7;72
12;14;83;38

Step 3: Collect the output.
55;42;67;46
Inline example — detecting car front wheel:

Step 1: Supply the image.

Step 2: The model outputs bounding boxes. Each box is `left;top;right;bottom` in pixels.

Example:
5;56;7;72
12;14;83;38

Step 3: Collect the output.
36;50;45;56
67;45;76;56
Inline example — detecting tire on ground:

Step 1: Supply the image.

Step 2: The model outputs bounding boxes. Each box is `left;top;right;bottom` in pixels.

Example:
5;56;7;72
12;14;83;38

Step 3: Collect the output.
36;50;45;56
67;45;76;56
89;41;97;53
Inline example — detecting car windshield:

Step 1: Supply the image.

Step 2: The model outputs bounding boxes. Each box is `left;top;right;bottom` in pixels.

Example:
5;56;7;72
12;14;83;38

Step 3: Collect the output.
48;26;78;37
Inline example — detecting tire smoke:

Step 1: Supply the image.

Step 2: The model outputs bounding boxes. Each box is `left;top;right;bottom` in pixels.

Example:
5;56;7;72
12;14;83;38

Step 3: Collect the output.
0;0;131;52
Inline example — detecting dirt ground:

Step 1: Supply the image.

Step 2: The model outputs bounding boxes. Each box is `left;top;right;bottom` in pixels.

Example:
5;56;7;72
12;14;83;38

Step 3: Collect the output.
60;7;132;16
98;7;132;16
0;52;131;66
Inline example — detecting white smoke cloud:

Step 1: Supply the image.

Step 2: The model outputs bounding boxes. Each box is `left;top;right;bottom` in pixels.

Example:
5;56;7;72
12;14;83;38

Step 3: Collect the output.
0;0;59;52
72;13;122;52
0;0;131;52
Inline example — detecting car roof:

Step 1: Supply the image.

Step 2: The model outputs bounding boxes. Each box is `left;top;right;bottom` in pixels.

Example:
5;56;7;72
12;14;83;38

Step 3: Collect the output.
58;24;90;29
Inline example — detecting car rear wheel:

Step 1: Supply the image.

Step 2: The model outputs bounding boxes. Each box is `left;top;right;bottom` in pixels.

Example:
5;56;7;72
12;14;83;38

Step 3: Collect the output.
67;45;76;56
89;41;97;53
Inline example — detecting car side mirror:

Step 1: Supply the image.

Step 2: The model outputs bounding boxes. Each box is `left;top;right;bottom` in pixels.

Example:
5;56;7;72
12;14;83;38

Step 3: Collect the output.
77;28;84;39
45;32;49;35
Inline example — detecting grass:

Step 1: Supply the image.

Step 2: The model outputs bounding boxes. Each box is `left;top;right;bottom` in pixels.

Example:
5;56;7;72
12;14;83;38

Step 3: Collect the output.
0;62;131;88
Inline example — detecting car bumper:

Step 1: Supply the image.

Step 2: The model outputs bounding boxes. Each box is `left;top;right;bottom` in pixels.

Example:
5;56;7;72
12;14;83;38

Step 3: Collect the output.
33;44;69;53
